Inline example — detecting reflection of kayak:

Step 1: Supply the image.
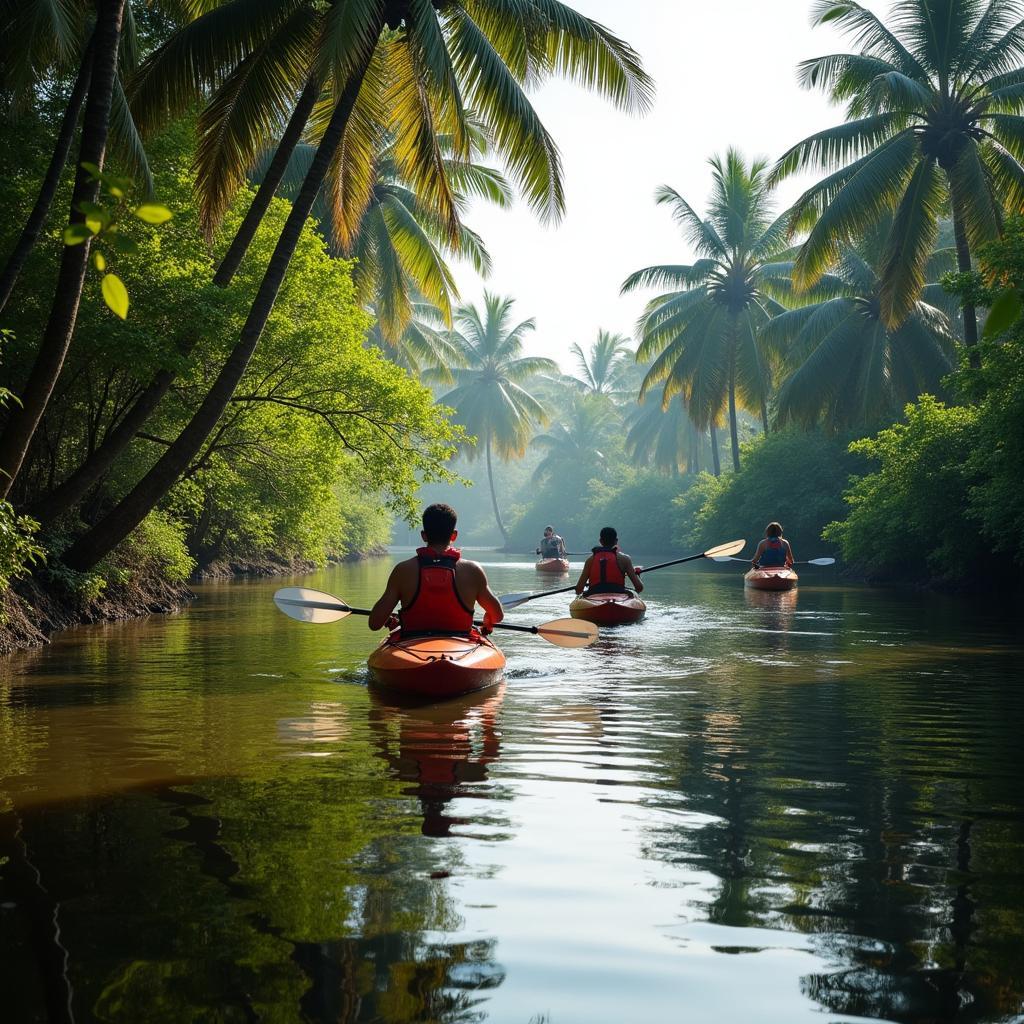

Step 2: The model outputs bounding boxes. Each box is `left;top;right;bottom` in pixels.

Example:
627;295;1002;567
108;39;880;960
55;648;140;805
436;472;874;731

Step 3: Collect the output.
367;634;505;699
744;566;798;591
535;557;570;573
569;591;646;625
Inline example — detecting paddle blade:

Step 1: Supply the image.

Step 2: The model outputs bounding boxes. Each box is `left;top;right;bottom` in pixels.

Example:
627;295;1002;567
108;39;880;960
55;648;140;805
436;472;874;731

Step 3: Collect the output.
537;618;599;648
710;555;740;562
274;587;352;623
500;592;536;609
704;539;745;559
808;557;836;566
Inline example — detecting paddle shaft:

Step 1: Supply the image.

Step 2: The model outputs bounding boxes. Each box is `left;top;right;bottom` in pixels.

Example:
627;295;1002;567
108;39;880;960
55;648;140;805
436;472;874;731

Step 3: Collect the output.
274;596;581;638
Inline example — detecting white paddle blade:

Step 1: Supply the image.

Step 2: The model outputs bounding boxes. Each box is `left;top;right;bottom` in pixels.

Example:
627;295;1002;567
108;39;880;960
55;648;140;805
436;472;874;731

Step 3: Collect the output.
808;557;836;566
704;539;746;559
274;587;352;624
710;555;739;562
538;618;599;648
500;592;534;609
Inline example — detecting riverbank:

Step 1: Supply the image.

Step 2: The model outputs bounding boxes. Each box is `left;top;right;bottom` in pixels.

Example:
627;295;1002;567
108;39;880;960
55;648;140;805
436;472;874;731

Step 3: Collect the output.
0;545;390;655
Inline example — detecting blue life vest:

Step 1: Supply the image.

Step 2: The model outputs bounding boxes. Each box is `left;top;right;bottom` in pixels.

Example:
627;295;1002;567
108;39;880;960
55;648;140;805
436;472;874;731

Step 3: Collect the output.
760;536;787;567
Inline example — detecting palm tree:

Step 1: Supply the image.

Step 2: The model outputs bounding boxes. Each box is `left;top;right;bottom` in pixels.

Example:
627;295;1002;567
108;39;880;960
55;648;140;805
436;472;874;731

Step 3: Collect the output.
622;150;790;472
625;393;714;477
761;221;958;432
531;391;615;484
773;0;1024;368
438;294;556;541
61;0;652;571
569;330;633;394
366;301;465;381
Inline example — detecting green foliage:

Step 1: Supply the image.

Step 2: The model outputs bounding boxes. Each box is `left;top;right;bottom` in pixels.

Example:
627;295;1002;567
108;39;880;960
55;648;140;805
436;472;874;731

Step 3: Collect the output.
124;510;196;582
62;162;173;319
677;429;864;556
0;500;43;596
824;397;986;581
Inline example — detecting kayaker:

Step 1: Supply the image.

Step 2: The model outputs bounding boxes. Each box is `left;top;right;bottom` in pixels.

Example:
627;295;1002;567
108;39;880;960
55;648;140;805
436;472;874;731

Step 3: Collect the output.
751;522;794;569
574;527;644;596
536;525;566;559
368;503;504;637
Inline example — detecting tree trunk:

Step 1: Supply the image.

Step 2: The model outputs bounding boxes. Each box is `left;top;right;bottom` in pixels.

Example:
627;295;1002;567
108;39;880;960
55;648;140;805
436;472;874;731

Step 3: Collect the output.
727;377;741;472
759;394;769;435
28;74;322;525
61;52;378;572
0;0;125;500
212;72;321;287
949;185;981;369
484;430;508;542
709;423;721;477
0;39;95;314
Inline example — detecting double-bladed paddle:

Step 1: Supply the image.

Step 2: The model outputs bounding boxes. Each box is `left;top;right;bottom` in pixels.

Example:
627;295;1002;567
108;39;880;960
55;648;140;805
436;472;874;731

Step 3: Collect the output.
273;587;598;648
499;539;747;610
711;556;836;566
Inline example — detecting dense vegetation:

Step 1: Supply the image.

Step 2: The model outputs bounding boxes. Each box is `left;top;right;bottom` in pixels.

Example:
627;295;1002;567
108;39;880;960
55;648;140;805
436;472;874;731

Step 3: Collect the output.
4;0;1024;625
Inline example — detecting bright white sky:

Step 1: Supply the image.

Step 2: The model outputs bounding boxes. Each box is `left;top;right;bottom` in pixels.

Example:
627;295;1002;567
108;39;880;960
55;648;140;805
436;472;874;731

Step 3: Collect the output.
451;0;858;371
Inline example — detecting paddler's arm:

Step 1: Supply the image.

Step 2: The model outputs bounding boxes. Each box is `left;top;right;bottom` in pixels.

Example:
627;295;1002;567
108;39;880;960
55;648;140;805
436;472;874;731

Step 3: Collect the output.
784;540;794;566
466;562;503;632
574;556;593;594
368;565;403;630
751;539;767;567
621;554;644;593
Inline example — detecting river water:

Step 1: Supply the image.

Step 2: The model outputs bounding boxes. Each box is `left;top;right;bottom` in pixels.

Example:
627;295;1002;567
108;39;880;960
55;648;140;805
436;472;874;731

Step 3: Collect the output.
1;553;1022;1024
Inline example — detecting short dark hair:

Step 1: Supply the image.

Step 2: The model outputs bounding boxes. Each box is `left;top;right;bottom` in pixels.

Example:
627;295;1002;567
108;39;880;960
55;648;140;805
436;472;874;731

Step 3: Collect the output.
765;521;783;537
599;526;617;546
423;503;458;543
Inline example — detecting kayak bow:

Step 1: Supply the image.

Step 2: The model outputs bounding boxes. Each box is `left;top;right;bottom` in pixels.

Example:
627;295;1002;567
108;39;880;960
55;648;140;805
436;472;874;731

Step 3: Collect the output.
535;557;570;574
367;633;506;699
569;591;646;626
744;566;798;592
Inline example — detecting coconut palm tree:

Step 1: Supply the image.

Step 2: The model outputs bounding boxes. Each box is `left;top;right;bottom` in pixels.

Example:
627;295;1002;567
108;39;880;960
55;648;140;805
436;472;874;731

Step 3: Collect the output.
531;391;616;484
625;393;717;477
366;300;465;381
569;330;633;394
61;0;652;570
622;150;790;472
762;221;958;432
774;0;1024;368
437;293;556;541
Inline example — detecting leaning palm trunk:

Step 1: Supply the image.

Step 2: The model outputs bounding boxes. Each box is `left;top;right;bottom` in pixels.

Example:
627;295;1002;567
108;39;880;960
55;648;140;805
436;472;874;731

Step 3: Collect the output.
727;368;740;472
0;0;125;500
61;54;377;571
949;186;981;370
484;430;507;543
29;74;323;525
0;37;94;314
709;423;721;477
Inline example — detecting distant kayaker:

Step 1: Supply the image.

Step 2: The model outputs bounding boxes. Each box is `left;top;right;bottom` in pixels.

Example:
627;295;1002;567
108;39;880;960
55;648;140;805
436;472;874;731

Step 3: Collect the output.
751;522;794;569
536;525;566;559
575;527;644;596
369;503;505;636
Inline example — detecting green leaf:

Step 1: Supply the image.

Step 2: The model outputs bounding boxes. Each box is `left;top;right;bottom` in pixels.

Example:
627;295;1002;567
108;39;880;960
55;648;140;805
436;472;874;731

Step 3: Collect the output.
983;287;1022;338
80;161;101;178
92;250;106;272
63;223;95;245
108;233;140;255
133;203;173;224
85;215;107;235
101;274;129;320
76;201;106;217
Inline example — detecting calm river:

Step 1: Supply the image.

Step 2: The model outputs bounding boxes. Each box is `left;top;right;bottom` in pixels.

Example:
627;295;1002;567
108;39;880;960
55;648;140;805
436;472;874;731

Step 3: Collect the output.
2;553;1022;1023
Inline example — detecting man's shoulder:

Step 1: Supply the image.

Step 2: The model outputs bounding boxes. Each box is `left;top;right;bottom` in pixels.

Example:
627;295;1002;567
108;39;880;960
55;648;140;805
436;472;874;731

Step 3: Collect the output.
456;557;485;573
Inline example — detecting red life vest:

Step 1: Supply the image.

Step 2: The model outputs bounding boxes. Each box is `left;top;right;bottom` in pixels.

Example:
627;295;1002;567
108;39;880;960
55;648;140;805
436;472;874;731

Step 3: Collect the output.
400;547;475;636
588;546;627;593
760;537;788;568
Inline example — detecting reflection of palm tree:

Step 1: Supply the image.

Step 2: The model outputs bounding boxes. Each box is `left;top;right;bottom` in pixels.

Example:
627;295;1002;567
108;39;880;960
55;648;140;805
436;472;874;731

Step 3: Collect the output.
762;221;956;432
622;150;790;470
438;294;556;540
531;393;615;485
569;330;633;394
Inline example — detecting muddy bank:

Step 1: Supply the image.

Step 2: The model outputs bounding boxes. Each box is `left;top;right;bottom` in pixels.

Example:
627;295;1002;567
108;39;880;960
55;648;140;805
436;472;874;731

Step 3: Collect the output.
1;573;194;656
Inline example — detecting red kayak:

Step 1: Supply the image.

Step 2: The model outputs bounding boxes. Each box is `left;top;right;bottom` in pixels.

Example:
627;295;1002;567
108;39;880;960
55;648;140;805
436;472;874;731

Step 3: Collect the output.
535;557;570;573
569;591;646;625
367;633;506;699
744;566;799;592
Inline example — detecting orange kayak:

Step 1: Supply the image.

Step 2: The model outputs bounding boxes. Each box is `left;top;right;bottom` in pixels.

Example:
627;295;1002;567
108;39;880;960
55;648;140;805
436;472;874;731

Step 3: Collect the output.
569;591;646;625
744;566;798;591
367;633;506;699
535;557;570;573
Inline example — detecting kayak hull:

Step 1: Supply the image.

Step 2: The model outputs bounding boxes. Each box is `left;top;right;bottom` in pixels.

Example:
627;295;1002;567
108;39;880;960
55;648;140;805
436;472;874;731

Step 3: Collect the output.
368;634;506;699
569;591;646;625
744;566;799;591
535;557;570;574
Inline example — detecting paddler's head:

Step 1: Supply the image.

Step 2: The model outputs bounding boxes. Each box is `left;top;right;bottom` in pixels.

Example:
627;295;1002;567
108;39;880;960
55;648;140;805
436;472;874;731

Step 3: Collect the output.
599;526;617;548
422;503;458;550
543;526;554;538
765;522;783;538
